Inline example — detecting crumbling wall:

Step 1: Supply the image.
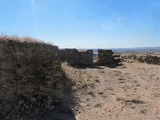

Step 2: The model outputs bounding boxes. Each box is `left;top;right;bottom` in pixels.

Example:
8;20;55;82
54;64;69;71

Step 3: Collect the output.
0;39;65;118
59;49;79;66
79;50;93;66
59;49;93;66
59;49;119;66
98;49;116;65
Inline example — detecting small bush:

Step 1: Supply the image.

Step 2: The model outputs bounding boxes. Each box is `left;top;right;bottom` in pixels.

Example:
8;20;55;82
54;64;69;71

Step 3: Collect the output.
0;35;49;45
125;99;144;104
116;97;144;105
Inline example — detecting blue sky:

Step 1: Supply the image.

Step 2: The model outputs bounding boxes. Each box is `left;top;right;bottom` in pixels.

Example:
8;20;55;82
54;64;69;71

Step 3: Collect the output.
0;0;159;48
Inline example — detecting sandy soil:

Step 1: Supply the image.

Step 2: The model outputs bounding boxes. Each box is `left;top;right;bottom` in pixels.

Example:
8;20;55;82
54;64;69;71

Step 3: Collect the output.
70;61;160;120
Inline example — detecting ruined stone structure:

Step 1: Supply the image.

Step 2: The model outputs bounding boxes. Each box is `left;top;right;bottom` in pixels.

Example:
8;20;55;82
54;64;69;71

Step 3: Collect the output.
98;49;116;65
59;49;119;66
0;39;68;119
59;49;79;66
0;37;121;119
59;49;93;66
79;50;93;66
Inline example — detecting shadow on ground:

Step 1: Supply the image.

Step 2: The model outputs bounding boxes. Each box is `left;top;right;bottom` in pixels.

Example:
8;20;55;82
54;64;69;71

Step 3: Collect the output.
23;70;78;120
74;63;120;69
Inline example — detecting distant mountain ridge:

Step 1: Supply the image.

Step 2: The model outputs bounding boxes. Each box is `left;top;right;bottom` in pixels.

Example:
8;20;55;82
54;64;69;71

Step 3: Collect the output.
112;47;160;54
89;47;160;54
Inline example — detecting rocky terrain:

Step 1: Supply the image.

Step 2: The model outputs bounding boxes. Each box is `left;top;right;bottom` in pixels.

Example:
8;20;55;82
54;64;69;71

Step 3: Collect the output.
62;56;160;120
121;53;160;65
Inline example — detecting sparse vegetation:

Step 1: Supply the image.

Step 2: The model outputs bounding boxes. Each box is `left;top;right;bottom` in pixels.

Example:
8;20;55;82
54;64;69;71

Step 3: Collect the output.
61;62;94;90
116;97;144;105
133;80;138;83
107;87;113;91
118;76;125;81
114;70;122;76
94;79;100;83
100;70;105;73
98;92;104;95
124;99;144;104
116;97;125;101
94;103;102;108
154;93;160;97
140;109;147;114
95;76;99;79
0;35;50;45
88;90;95;96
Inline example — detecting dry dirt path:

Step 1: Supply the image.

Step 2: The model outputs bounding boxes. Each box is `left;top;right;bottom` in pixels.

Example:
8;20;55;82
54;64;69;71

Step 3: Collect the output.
74;62;160;120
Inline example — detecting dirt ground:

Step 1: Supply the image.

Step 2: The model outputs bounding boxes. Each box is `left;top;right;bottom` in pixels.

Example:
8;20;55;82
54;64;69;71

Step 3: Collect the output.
64;61;160;120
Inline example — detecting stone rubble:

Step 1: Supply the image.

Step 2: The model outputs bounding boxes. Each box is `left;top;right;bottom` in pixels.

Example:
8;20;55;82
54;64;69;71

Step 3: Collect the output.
0;94;58;119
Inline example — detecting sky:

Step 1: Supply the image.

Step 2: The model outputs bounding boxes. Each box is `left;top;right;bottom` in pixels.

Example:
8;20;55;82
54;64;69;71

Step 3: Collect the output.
0;0;160;48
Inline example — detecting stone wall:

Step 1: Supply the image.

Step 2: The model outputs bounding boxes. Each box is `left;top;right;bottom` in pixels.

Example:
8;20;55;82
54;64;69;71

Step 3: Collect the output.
98;49;116;65
59;49;79;66
0;39;66;119
79;50;93;66
59;49;120;66
59;49;93;66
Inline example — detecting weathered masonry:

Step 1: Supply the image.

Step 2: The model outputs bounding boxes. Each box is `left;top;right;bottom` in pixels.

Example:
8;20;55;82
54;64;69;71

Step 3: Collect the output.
0;39;66;99
59;49;119;66
59;49;93;66
98;49;116;65
0;39;66;118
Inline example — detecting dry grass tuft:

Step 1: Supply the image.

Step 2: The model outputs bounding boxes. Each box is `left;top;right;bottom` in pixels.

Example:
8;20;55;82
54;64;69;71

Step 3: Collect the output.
0;35;51;45
116;97;145;105
114;70;122;76
61;62;94;90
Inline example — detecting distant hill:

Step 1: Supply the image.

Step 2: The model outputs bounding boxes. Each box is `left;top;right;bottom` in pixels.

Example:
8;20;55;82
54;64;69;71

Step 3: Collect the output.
90;47;160;54
111;47;160;54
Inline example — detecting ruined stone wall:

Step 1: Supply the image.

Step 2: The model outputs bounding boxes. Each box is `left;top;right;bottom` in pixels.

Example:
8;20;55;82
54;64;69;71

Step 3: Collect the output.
59;49;119;66
98;49;116;65
0;39;65;118
79;50;93;66
59;49;93;66
0;38;76;120
59;49;79;66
